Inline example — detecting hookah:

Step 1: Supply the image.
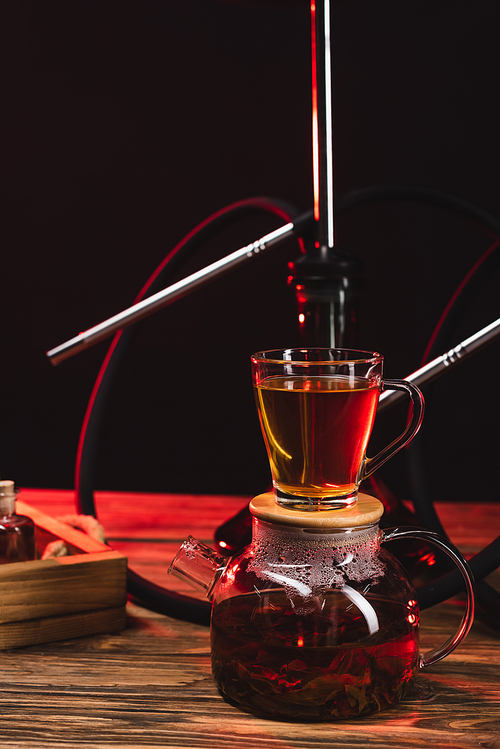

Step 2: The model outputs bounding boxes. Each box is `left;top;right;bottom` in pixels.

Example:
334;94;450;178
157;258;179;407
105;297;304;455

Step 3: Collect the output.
46;0;500;632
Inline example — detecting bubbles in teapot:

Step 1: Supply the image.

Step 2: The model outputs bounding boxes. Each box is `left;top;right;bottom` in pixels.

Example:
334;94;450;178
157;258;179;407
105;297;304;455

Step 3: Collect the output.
245;522;386;609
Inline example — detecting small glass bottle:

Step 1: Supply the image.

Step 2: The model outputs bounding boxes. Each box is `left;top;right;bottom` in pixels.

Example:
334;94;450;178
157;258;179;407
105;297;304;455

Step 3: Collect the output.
0;480;36;564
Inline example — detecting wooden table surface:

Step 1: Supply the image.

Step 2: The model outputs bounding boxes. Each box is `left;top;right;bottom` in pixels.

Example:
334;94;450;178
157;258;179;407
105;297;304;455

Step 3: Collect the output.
1;489;499;749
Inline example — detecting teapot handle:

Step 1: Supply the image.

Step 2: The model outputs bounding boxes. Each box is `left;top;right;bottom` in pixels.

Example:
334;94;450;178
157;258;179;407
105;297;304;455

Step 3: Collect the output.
381;527;475;668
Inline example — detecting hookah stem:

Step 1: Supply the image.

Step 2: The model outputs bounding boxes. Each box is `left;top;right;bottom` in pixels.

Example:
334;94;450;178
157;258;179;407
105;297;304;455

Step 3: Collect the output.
312;0;335;250
289;0;364;351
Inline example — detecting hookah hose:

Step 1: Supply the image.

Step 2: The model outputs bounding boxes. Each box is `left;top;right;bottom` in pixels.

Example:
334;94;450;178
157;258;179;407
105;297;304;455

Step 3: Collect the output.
76;186;500;624
405;239;500;621
334;185;500;625
75;196;305;625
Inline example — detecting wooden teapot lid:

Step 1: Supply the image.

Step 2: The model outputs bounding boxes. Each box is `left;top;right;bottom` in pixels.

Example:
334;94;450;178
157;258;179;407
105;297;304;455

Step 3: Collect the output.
249;492;384;529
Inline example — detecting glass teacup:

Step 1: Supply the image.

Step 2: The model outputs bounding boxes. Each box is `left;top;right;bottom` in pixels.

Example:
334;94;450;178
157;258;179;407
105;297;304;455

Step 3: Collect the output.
252;348;424;510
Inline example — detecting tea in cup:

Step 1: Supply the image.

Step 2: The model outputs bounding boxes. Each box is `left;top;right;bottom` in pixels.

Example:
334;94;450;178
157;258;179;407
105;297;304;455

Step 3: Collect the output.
252;348;424;509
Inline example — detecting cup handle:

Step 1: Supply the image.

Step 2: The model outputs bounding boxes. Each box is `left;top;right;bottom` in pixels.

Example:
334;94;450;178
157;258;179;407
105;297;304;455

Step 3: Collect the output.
362;379;425;481
382;527;475;668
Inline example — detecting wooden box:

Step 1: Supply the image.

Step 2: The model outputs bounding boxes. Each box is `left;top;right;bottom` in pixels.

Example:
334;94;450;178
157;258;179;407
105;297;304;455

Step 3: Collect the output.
0;501;128;650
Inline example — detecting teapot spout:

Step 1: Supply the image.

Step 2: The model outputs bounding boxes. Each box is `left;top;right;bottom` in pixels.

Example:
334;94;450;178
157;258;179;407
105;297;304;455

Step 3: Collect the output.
168;535;227;599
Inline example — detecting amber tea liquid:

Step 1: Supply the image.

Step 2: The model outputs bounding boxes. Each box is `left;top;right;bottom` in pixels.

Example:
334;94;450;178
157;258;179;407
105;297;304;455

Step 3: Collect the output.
254;376;379;501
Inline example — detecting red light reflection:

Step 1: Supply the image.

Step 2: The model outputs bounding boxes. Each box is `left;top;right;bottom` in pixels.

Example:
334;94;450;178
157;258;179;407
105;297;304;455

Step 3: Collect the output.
311;1;319;222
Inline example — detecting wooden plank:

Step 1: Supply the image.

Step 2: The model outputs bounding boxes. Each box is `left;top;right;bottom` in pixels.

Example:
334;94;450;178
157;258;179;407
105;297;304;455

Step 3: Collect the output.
0;603;498;748
18;488;252;539
0;606;127;650
19;488;500;550
0;490;497;749
0;551;127;623
108;540;208;591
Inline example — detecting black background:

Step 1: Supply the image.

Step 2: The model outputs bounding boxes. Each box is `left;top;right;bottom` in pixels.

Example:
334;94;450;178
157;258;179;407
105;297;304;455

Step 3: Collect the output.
2;0;499;504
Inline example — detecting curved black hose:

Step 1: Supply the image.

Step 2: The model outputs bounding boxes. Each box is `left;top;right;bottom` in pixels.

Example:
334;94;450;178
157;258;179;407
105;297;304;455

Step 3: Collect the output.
75;196;304;624
335;185;500;620
406;237;500;536
405;241;500;620
336;184;500;239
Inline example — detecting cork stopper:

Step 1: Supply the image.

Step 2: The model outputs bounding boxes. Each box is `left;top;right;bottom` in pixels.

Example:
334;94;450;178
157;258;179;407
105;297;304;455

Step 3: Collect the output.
249;492;384;529
0;480;17;515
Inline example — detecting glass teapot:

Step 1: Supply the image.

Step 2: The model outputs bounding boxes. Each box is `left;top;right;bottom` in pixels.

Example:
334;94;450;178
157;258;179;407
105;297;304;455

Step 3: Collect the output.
169;493;474;721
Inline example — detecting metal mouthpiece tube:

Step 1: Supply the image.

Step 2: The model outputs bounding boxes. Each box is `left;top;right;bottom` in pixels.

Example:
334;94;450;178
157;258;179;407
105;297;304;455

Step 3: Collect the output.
379;317;500;412
46;221;295;366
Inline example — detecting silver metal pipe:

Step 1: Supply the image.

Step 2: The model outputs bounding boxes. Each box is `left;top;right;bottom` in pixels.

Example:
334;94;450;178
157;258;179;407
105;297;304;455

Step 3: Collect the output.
312;0;335;250
46;221;295;365
323;0;335;249
379;317;500;411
